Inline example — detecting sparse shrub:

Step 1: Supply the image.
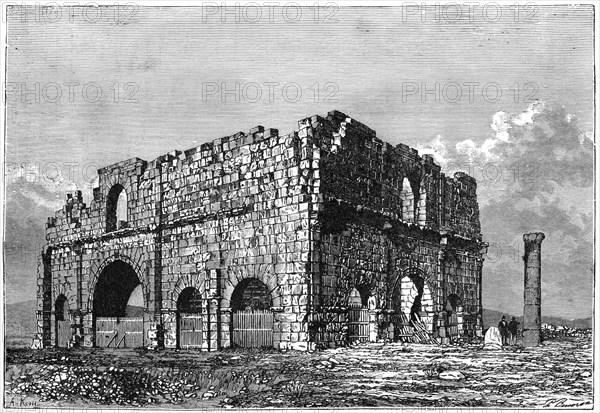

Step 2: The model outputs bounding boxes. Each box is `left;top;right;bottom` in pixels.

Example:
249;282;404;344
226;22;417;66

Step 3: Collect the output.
424;361;450;378
281;380;306;398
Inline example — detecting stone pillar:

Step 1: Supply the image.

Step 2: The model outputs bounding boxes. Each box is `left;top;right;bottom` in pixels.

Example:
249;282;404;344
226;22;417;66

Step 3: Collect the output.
368;310;379;342
38;248;53;348
206;269;220;351
220;309;232;348
475;257;484;337
523;232;545;347
161;311;177;349
72;311;84;347
82;312;94;347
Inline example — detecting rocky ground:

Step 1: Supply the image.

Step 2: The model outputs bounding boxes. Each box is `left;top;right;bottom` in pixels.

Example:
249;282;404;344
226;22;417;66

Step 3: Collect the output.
4;335;593;409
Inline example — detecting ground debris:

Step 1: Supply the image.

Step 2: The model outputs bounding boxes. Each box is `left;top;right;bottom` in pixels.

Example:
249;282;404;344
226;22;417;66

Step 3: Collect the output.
4;335;593;408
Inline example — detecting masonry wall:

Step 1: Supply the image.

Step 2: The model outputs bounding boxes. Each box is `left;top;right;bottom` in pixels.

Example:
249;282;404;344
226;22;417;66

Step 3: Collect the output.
297;111;484;347
37;126;315;350
36;110;484;350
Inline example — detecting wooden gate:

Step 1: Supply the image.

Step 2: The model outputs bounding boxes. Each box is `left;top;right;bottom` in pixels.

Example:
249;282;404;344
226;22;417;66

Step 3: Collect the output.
95;317;143;348
392;313;414;342
347;308;370;343
447;312;459;338
232;309;273;348
56;320;71;347
178;313;204;348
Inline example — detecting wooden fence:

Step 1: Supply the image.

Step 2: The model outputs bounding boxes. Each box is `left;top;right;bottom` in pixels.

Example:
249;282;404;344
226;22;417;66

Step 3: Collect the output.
95;317;143;348
232;309;273;348
178;313;204;348
56;320;71;347
347;308;370;343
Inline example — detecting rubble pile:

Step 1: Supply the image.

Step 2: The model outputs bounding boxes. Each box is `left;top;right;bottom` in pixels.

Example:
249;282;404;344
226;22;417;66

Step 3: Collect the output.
5;353;278;406
5;334;592;409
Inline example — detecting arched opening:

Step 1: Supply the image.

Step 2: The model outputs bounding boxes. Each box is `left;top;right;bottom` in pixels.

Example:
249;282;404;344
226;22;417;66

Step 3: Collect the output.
176;287;204;349
231;278;272;311
231;278;273;348
445;294;464;342
347;288;362;309
391;272;434;341
94;260;140;317
347;287;370;343
55;295;71;347
400;177;418;223
417;177;428;225
93;260;143;347
106;184;127;232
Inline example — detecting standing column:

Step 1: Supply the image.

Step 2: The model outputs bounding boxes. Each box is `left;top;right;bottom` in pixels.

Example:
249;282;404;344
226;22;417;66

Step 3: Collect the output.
475;257;484;337
522;232;545;347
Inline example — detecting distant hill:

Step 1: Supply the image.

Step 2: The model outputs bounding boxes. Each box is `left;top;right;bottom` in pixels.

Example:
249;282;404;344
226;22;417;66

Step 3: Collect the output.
4;299;37;347
125;305;144;317
483;308;592;330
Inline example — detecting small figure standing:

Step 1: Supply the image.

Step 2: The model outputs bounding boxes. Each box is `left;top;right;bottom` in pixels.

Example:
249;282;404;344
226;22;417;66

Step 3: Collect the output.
508;317;520;345
498;316;509;346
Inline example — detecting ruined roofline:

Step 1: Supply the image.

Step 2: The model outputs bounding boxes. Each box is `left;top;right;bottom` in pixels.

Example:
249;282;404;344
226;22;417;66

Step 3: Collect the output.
312;110;478;186
58;110;477;218
94;110;477;184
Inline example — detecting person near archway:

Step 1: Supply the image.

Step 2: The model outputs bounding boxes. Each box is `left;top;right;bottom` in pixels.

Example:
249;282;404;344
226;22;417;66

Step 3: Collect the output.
498;316;509;346
508;316;520;345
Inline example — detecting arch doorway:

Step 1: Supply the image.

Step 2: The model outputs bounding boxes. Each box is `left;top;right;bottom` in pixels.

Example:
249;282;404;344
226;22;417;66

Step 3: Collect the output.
231;278;273;348
391;272;434;341
55;295;71;347
445;294;464;341
93;260;144;348
347;287;370;343
177;287;204;349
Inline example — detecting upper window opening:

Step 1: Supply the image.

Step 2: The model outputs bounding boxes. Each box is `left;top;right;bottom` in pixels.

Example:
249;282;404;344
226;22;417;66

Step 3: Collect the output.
401;177;417;223
106;184;127;232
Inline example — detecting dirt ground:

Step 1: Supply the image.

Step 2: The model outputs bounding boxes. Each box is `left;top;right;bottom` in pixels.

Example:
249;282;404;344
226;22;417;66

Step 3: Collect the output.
4;335;593;409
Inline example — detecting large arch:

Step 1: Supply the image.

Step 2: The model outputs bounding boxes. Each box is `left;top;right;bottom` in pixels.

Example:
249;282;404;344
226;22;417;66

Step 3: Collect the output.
92;259;144;347
93;260;141;317
87;254;149;313
391;268;435;339
397;276;434;318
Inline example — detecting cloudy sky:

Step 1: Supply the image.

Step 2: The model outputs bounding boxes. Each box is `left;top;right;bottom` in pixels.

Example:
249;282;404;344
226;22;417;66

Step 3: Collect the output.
4;4;595;319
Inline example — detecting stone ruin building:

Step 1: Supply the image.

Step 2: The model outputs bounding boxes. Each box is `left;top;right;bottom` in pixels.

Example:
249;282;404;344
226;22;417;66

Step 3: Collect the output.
36;110;486;351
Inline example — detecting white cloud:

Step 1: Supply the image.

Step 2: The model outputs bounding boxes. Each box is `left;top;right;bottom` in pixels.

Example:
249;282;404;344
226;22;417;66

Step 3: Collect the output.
416;134;449;167
512;100;543;126
491;111;512;142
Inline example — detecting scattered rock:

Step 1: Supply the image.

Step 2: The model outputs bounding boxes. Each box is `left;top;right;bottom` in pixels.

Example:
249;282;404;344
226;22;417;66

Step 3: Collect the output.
439;370;465;381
